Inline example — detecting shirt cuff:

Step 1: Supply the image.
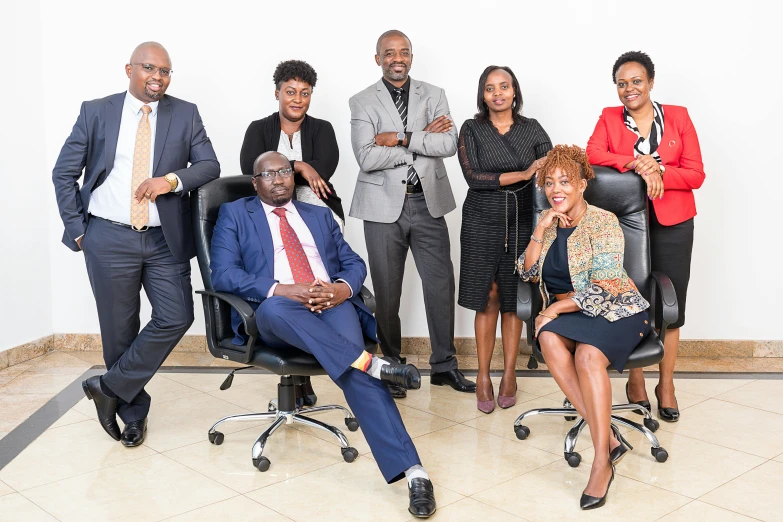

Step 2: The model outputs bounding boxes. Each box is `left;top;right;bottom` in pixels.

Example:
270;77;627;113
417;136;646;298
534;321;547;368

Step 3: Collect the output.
174;174;183;193
266;283;278;298
335;279;353;298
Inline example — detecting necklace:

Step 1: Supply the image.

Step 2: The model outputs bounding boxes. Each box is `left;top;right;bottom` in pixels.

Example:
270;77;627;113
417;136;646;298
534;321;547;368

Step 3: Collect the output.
561;202;588;228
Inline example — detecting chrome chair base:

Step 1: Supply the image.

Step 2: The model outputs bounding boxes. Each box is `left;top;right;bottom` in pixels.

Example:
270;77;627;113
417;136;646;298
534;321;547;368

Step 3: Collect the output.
207;397;360;472
513;398;669;467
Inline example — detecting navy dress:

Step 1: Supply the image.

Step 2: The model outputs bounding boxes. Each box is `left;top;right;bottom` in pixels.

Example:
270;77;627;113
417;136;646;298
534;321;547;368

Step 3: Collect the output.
537;227;650;373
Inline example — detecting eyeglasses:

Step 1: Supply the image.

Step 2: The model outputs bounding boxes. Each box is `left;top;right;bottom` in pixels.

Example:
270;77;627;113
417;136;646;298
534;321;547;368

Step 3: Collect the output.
129;63;173;77
252;168;294;180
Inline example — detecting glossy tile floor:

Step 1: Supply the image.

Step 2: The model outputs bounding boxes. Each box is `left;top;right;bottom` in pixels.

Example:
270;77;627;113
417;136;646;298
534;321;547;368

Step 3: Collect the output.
1;352;783;521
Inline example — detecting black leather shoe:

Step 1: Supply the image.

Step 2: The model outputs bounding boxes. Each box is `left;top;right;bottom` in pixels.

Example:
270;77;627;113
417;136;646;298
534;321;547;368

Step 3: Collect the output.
609;424;632;464
380;362;421;390
625;381;651;415
387;384;408;399
430;369;476;393
82;376;121;441
121;418;147;447
408;478;436;518
580;464;614;510
655;385;680;422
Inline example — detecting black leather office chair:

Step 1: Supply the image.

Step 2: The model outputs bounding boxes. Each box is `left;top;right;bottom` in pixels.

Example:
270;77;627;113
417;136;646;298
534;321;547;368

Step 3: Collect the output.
192;176;377;472
513;166;677;467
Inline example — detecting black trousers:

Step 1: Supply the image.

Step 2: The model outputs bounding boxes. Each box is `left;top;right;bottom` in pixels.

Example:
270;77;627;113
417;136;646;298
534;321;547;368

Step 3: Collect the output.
363;193;458;373
83;218;194;422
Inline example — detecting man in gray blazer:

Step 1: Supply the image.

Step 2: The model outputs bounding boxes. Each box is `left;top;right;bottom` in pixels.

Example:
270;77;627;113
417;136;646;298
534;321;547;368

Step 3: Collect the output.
52;42;220;446
349;30;475;396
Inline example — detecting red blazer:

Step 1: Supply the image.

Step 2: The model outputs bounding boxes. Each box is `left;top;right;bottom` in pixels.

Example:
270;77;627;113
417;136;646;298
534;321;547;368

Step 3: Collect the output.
586;105;705;226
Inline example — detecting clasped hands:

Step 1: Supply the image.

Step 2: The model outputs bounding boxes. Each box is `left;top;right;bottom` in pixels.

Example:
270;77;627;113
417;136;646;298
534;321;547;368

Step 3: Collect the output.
275;278;351;313
374;115;453;147
627;154;664;200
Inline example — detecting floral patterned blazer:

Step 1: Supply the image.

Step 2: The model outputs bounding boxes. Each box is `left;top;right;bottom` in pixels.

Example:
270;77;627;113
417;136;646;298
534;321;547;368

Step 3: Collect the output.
516;205;649;322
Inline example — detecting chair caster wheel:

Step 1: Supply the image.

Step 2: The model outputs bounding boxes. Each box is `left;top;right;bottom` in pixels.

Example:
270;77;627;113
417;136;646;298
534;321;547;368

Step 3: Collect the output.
342;447;359;463
344;418;359;432
208;431;224;445
565;452;582;468
253;456;271;472
644;418;660;432
514;425;530;440
564;415;577;421
651;447;668;463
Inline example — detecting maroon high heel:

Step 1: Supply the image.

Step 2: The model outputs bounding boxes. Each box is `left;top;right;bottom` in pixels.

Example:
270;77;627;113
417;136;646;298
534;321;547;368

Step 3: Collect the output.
477;384;496;414
498;378;517;409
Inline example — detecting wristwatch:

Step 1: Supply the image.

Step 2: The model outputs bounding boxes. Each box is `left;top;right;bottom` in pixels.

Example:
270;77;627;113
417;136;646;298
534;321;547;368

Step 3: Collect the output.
396;131;405;146
164;173;179;191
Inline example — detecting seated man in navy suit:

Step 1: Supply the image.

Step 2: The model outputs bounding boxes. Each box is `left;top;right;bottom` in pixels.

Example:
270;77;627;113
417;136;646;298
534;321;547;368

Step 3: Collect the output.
210;151;436;518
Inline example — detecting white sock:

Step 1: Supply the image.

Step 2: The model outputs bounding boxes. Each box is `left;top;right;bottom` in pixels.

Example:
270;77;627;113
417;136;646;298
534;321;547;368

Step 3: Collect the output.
405;464;429;485
367;356;390;380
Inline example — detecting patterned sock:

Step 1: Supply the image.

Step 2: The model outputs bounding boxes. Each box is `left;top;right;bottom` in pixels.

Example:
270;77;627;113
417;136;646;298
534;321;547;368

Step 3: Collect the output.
405;464;429;486
350;351;373;373
367;356;390;379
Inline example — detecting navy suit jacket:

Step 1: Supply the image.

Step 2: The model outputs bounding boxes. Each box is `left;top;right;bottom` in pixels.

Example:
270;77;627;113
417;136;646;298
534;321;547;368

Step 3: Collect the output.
210;196;378;345
52;92;220;261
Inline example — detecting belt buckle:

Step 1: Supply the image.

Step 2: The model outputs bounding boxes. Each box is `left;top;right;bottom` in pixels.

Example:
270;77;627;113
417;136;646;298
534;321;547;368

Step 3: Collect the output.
131;224;150;232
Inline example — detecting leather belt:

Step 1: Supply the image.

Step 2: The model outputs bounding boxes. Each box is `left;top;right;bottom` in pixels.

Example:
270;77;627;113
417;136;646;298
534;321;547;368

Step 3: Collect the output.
554;291;576;301
89;214;159;232
405;183;423;194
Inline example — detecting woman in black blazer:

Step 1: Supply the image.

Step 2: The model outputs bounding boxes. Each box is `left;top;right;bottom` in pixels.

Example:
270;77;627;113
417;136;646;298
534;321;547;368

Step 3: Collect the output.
240;60;344;226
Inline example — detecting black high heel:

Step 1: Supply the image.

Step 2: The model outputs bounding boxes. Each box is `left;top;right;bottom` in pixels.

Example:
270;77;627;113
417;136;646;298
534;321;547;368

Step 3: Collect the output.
625;381;651;415
609;424;633;464
580;463;615;510
655;385;680;422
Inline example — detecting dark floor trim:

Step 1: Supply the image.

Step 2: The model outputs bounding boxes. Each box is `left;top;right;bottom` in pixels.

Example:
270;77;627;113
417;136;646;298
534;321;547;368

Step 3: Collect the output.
1;366;781;471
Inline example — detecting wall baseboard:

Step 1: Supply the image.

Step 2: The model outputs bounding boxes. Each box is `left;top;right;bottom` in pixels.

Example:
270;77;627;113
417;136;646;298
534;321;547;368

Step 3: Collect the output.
2;334;781;371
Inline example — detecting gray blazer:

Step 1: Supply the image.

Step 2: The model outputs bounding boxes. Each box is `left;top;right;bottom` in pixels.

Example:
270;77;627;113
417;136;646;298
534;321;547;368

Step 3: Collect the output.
52;92;220;261
348;79;457;223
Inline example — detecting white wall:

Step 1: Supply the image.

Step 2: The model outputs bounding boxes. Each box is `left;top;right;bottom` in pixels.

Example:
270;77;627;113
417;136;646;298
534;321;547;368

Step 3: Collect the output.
0;2;53;351
29;0;782;344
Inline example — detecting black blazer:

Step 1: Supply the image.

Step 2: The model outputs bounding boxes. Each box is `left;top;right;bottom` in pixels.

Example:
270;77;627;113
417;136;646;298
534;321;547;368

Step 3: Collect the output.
52;92;220;261
239;112;343;220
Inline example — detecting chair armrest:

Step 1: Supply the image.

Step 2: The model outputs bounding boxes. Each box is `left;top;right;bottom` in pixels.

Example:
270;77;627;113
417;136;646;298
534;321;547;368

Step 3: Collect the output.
196;290;259;337
649;271;679;344
359;286;376;314
517;279;534;321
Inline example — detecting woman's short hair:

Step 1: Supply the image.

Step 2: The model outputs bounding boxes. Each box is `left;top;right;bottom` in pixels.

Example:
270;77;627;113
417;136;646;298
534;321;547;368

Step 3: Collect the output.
612;51;655;84
474;65;524;124
536;144;595;189
273;60;318;89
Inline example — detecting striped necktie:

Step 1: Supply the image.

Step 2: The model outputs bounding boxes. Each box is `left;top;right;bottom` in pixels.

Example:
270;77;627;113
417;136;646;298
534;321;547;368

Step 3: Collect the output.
393;88;420;186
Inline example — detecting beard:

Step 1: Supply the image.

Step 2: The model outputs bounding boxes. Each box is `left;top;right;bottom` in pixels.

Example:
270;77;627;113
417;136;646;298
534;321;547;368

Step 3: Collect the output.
384;63;409;81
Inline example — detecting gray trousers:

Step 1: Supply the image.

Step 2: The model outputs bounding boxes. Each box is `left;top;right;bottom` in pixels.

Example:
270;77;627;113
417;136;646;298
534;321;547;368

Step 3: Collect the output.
83;217;194;422
363;193;457;373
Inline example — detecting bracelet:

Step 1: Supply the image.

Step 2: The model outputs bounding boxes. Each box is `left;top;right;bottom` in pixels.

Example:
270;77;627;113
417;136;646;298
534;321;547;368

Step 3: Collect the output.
530;234;543;244
538;311;558;320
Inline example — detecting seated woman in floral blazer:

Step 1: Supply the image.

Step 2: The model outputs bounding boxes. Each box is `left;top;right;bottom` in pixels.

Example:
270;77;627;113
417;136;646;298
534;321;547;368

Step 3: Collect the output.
517;145;650;511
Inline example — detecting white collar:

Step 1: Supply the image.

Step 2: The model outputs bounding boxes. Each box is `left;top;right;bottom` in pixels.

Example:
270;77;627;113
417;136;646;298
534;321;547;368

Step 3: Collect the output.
124;90;160;116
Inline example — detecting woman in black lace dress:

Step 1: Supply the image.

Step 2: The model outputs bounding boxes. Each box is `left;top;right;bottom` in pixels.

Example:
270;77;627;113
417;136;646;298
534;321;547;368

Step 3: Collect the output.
457;65;552;413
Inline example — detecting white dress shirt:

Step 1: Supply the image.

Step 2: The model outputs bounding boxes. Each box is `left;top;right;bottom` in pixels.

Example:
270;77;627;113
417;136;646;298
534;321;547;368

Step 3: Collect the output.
261;200;351;298
89;91;181;226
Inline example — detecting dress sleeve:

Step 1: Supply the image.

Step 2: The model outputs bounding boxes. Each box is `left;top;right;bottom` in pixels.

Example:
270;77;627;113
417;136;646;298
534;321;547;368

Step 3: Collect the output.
661;108;706;190
457;120;502;190
240;122;266;176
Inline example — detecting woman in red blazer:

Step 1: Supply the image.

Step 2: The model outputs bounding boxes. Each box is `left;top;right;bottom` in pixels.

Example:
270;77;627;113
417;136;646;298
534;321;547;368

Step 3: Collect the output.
587;51;705;423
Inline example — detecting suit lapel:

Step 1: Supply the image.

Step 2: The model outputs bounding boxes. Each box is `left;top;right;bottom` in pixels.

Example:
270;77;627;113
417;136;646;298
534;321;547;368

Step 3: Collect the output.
104;93;124;176
295;201;328;268
152;96;172;176
407;79;420;130
375;80;404;133
247;197;275;274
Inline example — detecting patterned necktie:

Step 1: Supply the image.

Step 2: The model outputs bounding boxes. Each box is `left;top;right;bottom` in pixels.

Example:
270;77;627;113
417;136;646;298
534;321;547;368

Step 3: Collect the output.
130;105;152;229
272;208;315;283
393;88;420;186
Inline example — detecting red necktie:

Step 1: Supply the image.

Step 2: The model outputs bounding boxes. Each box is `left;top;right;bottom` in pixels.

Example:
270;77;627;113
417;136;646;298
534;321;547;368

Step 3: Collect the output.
273;208;315;284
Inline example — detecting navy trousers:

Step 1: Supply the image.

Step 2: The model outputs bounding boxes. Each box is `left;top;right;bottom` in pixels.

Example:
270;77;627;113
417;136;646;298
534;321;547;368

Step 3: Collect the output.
83;217;194;422
256;296;421;483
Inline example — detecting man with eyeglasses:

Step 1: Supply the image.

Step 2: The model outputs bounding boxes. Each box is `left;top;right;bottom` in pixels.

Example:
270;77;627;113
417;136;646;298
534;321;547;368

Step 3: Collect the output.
52;42;220;448
210;151;437;518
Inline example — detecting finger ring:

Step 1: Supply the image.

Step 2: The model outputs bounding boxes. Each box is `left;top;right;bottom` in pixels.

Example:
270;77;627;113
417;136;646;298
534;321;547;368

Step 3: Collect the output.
145;192;151;197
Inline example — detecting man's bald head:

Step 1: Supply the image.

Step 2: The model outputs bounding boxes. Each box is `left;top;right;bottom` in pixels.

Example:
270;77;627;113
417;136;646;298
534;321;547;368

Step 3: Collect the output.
252;152;294;206
125;42;172;103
